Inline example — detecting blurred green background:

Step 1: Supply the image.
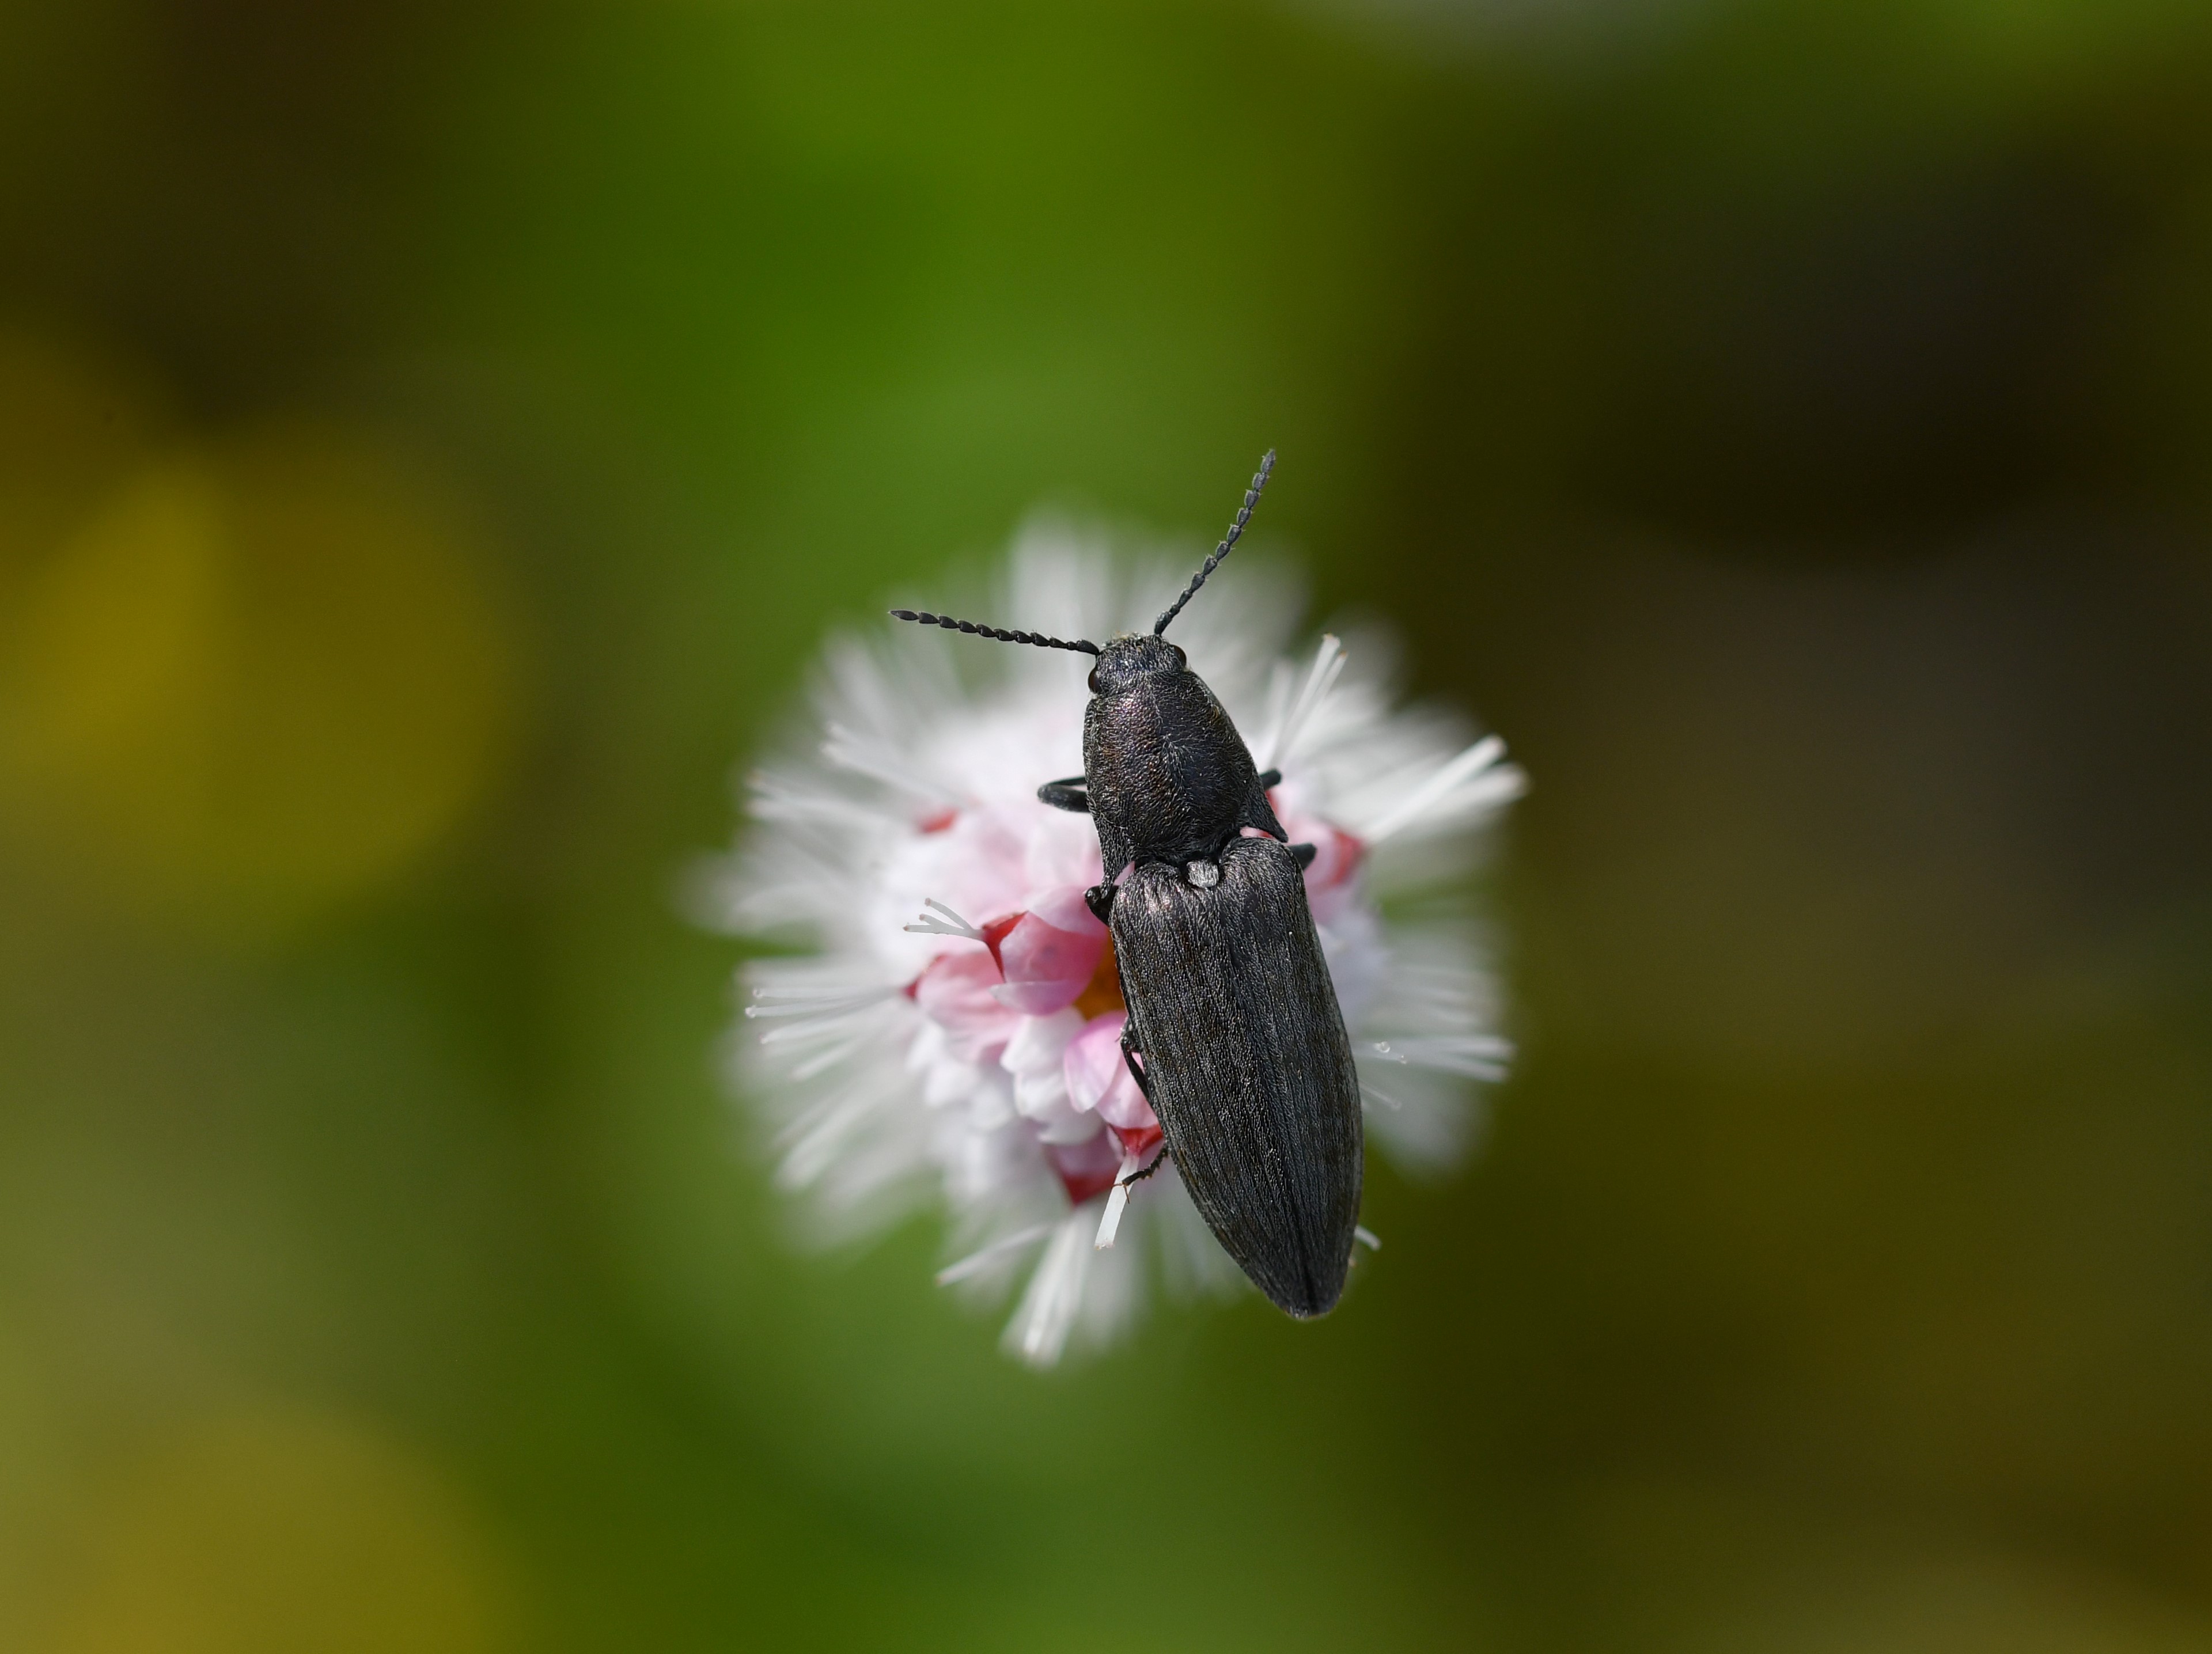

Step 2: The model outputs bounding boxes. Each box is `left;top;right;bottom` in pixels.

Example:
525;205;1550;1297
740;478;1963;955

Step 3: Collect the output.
3;0;2212;1648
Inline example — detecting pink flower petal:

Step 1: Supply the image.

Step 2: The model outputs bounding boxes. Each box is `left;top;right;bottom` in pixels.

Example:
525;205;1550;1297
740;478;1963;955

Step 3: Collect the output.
1062;1011;1159;1133
1026;883;1104;937
987;886;1107;1016
1277;814;1365;893
1108;1119;1163;1162
913;949;1021;1063
1046;1127;1119;1205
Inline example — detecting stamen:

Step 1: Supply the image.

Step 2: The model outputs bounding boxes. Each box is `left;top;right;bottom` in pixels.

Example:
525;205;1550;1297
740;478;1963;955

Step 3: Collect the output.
903;898;984;940
755;1005;887;1048
745;984;897;1019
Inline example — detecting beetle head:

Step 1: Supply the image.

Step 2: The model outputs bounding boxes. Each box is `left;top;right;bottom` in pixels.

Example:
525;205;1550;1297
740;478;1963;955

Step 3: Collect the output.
1087;633;1186;695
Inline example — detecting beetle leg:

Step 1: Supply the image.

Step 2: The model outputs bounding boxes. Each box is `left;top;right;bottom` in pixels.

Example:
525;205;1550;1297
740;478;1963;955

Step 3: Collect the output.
1036;776;1089;813
1256;768;1281;788
1289;841;1317;870
1119;1029;1153;1101
1084;882;1115;923
1118;1145;1171;1187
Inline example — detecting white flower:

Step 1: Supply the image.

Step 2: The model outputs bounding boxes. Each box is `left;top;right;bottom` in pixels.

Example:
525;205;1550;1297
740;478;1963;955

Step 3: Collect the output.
696;523;1525;1366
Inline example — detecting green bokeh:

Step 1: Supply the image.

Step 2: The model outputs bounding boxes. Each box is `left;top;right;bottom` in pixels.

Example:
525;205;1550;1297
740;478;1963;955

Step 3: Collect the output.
3;1;2211;1648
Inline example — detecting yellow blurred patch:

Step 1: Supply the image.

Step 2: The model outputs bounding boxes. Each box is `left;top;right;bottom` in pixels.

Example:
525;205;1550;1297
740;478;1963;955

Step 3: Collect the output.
0;329;171;582
37;1411;520;1654
0;415;522;940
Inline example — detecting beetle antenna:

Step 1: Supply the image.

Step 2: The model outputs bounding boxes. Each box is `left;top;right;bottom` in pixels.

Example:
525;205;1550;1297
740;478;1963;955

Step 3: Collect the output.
888;609;1100;657
1154;449;1275;636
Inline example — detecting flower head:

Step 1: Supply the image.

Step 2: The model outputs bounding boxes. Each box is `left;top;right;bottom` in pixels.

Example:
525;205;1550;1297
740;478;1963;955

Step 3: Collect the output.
699;525;1524;1365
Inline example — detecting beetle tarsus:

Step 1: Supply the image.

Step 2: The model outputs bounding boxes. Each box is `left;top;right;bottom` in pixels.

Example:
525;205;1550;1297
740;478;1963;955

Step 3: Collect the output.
1119;1145;1171;1187
1289;842;1317;870
1257;768;1281;788
1037;776;1089;813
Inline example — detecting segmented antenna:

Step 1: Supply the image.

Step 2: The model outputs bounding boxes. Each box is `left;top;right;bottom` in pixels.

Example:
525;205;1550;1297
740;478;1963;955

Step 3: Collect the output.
1154;449;1276;636
889;609;1100;656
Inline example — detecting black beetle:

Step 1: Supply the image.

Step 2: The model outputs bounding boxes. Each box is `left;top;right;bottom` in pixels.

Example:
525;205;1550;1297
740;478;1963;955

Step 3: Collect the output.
890;453;1363;1318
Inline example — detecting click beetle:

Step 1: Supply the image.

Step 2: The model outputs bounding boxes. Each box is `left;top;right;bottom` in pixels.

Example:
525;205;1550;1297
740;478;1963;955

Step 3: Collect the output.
891;452;1363;1318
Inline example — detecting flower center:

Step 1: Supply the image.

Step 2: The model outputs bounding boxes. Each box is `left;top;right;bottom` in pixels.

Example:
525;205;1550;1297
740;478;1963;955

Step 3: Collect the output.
1070;935;1124;1021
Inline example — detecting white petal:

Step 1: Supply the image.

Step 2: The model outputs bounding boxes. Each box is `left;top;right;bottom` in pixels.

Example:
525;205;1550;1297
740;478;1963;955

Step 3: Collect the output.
1094;1182;1130;1250
1002;1209;1095;1368
1001;1007;1084;1075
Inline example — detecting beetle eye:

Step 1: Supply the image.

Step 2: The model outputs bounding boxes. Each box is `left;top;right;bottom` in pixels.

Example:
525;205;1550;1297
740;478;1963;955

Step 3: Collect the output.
1171;645;1187;669
1087;666;1100;693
